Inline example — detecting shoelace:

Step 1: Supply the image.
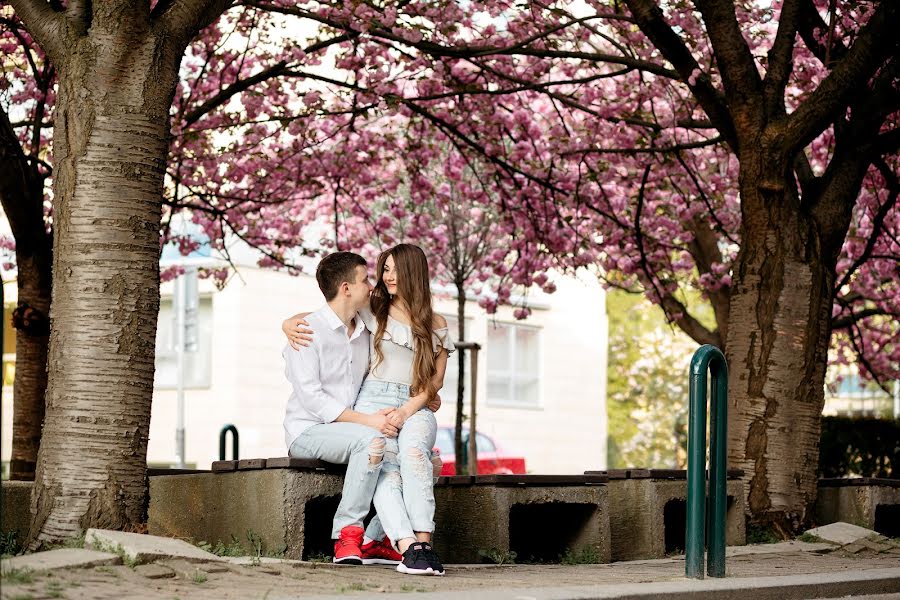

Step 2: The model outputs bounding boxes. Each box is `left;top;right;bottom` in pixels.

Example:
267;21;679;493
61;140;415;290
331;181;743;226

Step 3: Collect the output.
337;538;359;549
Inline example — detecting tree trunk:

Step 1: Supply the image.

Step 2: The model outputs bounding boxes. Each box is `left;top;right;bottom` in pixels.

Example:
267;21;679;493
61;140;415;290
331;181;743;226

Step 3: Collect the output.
453;281;467;474
10;257;51;481
0;108;53;481
725;152;839;534
27;31;181;547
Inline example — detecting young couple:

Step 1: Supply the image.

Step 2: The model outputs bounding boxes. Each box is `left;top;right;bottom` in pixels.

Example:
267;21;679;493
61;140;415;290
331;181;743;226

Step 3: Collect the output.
281;244;453;576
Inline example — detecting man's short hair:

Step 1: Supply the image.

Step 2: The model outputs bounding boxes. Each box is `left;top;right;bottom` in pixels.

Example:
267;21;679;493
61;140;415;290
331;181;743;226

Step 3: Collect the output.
316;252;367;300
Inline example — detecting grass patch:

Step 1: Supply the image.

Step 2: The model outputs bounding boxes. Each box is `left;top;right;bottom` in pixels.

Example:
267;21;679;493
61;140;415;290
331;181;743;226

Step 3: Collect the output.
0;530;21;557
45;531;86;552
196;530;286;560
798;532;824;543
93;566;118;577
91;541;138;568
45;580;64;598
747;524;780;545
191;569;208;584
478;548;517;565
1;566;34;585
560;546;602;565
306;552;332;563
336;582;366;592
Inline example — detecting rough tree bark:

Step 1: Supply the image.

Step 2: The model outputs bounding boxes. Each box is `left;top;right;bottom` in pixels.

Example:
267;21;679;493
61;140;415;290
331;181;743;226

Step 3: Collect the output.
0;108;52;482
9;0;232;547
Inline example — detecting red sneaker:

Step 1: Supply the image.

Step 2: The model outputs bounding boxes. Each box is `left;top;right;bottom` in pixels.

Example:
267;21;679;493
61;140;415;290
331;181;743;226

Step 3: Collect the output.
361;536;402;565
333;525;364;564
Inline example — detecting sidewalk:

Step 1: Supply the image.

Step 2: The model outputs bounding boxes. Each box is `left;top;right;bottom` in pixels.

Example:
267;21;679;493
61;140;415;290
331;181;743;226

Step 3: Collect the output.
2;539;899;600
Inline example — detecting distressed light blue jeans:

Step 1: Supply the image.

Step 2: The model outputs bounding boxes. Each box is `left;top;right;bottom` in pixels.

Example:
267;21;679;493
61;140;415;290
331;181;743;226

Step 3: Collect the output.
288;422;386;540
355;380;438;543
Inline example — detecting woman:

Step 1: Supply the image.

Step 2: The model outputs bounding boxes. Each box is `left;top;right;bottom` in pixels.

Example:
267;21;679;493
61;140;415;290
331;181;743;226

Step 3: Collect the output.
284;244;453;576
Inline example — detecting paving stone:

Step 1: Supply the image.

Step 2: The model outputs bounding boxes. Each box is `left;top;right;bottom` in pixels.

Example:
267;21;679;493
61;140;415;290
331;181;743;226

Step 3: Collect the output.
1;548;121;573
85;528;225;565
803;522;877;545
843;543;865;554
858;538;891;552
134;563;176;579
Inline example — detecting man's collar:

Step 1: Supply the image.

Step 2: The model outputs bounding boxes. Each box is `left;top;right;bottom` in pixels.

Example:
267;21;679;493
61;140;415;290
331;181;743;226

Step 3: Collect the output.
322;304;347;331
323;304;366;337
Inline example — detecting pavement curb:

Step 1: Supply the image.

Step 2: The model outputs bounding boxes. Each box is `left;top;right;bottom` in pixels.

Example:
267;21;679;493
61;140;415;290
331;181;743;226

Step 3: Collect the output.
294;567;900;600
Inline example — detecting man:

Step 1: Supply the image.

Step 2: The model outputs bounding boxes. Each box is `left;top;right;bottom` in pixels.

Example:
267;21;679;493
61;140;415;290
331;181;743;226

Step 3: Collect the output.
283;251;400;564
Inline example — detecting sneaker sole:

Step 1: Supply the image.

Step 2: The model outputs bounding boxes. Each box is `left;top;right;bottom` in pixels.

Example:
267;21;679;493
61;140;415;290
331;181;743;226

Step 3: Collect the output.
362;558;401;565
333;556;363;565
397;564;443;576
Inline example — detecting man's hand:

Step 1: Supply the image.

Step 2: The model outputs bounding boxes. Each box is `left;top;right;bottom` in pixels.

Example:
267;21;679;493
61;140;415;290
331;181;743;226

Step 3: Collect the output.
283;312;314;350
426;393;442;413
368;409;399;438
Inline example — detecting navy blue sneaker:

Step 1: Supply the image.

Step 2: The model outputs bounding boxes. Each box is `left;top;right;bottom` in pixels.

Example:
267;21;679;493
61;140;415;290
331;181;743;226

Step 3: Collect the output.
421;542;445;576
396;542;435;575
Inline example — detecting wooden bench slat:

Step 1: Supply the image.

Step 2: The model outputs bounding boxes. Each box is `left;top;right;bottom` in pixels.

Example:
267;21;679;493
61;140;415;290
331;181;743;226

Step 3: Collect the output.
265;457;346;473
212;460;237;472
237;459;267;470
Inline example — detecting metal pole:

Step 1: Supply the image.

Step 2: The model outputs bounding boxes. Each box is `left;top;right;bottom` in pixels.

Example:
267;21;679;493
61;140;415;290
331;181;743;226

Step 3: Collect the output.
685;344;728;579
467;344;481;476
219;424;239;461
175;272;186;469
707;354;728;578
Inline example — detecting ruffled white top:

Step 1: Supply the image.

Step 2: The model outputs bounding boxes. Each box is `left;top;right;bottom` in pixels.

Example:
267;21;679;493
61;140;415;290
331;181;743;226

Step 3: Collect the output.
358;307;455;387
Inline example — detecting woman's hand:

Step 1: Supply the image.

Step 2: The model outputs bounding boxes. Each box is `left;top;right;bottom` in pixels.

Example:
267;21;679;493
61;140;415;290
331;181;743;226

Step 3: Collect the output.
426;394;441;413
368;408;399;437
282;313;314;350
387;410;407;429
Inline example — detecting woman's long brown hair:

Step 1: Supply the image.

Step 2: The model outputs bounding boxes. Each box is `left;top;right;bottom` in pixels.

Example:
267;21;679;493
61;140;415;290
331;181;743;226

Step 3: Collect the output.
370;244;441;398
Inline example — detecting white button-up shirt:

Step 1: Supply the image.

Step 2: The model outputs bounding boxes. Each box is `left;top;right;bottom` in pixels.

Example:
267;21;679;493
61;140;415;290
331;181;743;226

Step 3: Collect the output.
283;304;370;448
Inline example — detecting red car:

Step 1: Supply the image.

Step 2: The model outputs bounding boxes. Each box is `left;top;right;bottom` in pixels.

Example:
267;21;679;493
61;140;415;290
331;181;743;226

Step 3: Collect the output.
433;426;526;476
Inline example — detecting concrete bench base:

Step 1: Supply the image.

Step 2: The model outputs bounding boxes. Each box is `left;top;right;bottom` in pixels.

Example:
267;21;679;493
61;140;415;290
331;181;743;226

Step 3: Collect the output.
433;475;610;564
588;470;746;561
815;478;900;537
149;469;345;559
149;466;610;562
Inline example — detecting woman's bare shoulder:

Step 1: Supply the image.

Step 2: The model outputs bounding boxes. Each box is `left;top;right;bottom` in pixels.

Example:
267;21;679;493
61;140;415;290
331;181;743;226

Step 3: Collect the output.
432;313;447;329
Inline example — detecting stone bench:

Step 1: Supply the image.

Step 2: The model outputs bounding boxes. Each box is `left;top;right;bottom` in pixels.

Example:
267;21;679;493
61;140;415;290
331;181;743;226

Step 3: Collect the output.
815;477;900;537
433;474;610;564
149;458;610;563
584;468;746;561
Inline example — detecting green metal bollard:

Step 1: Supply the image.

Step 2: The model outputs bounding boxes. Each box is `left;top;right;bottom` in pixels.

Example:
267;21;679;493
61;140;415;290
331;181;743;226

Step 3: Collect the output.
219;424;239;461
685;345;728;579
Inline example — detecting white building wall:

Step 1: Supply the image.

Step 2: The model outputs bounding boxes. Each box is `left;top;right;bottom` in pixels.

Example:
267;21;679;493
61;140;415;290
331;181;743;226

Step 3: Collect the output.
2;268;608;475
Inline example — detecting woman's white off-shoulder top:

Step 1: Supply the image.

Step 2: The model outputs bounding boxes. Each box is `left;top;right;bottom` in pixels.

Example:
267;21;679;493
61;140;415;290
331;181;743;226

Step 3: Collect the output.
358;307;455;386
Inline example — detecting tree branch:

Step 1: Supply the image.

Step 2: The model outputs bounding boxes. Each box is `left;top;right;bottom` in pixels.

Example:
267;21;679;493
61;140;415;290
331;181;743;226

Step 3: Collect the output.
764;0;802;114
796;0;847;67
782;0;899;154
7;0;66;63
622;0;738;152
153;0;234;52
694;0;763;119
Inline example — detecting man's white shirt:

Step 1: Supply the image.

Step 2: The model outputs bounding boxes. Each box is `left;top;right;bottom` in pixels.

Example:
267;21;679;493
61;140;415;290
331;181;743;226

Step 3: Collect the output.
283;305;370;448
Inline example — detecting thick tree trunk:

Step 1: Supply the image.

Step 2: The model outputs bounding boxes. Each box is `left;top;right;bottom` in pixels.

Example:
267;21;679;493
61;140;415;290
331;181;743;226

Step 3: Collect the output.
28;31;180;547
453;282;466;474
725;153;838;534
0;109;53;481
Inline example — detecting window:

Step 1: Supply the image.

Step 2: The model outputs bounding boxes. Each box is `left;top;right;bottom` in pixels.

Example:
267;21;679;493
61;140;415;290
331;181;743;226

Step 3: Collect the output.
440;314;474;409
487;322;541;406
154;296;213;388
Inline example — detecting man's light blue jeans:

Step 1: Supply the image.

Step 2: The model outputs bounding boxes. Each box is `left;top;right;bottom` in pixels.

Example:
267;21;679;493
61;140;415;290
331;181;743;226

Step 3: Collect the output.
288;422;386;539
354;380;438;543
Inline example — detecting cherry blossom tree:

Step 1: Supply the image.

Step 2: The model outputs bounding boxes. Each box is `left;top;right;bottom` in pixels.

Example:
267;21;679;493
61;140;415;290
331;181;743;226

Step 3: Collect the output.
4;0;897;543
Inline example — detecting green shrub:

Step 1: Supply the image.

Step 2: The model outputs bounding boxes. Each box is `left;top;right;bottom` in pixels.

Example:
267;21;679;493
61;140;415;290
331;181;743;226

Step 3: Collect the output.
819;416;899;478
